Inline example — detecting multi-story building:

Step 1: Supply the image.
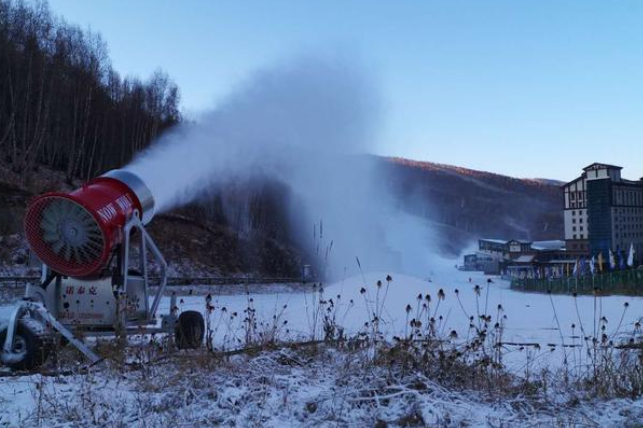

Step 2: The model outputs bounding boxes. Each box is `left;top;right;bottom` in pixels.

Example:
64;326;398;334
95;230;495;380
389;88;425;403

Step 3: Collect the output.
563;163;643;259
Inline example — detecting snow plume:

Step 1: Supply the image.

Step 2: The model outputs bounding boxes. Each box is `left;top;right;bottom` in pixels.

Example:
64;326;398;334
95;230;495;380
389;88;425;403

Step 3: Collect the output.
125;55;441;279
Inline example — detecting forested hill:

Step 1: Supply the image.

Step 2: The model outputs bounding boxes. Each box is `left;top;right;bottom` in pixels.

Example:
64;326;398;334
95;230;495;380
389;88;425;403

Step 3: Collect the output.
0;0;180;186
382;157;564;252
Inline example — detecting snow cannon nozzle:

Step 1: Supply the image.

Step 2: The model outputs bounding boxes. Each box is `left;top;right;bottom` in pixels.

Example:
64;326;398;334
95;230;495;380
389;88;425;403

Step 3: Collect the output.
24;169;155;278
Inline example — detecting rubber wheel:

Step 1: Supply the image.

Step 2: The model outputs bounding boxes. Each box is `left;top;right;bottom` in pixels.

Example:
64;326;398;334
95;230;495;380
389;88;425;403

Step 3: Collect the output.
0;318;50;370
175;311;205;350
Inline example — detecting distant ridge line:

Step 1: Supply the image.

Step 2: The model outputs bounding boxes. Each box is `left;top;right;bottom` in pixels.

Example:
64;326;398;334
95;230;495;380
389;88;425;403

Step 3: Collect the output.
385;156;563;186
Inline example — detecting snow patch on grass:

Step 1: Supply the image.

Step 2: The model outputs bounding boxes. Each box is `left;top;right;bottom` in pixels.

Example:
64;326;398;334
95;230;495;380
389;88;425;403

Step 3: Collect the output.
2;347;643;427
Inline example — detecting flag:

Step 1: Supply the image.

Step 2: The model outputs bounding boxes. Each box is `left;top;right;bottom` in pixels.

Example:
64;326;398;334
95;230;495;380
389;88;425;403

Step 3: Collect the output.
580;257;587;276
609;249;616;270
590;256;596;275
598;252;604;273
619;251;626;270
628;243;636;267
573;259;579;277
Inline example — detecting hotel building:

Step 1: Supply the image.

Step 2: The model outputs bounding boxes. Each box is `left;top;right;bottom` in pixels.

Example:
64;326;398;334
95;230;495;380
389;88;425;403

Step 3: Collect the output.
563;163;643;259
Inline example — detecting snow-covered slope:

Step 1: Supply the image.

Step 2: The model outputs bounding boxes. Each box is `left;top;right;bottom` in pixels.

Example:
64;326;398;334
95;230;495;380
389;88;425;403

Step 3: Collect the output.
164;266;641;372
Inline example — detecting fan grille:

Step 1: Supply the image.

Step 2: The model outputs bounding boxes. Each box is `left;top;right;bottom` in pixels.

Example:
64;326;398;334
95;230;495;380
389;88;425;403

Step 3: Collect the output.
25;196;107;277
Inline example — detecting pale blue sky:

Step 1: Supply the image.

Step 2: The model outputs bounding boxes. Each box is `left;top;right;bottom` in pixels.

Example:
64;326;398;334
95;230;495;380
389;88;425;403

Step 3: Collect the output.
47;0;643;181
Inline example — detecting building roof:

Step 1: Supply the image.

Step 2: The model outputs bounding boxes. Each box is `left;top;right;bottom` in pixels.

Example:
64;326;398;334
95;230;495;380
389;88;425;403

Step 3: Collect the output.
531;240;566;251
507;239;532;245
563;163;628;188
479;239;509;245
480;239;565;251
583;162;622;171
512;255;535;263
617;179;643;187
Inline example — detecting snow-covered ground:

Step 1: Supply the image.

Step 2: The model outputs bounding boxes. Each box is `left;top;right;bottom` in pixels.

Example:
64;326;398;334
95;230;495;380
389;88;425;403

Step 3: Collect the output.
2;265;643;427
4;345;643;427
163;267;643;371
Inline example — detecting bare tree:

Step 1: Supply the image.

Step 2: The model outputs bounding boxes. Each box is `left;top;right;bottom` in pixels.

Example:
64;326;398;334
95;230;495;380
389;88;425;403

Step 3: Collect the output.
0;0;181;186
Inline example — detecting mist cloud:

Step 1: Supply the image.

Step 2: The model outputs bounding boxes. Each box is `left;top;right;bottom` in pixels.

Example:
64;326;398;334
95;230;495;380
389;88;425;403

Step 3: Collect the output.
125;55;440;279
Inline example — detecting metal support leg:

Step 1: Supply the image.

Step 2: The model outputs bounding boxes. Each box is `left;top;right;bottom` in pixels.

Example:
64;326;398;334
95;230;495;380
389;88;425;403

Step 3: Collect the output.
31;303;101;364
121;214;168;320
1;305;26;364
2;302;101;366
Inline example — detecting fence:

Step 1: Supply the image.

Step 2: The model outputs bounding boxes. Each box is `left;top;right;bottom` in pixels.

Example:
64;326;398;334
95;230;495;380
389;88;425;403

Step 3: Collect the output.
511;269;643;295
0;276;303;289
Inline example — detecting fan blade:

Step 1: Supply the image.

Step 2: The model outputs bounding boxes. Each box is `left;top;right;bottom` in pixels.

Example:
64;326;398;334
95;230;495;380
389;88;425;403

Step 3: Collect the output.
81;216;96;228
87;230;102;238
51;240;64;254
40;214;57;231
79;248;92;264
88;245;102;255
41;205;58;227
43;231;60;243
46;206;63;228
40;222;58;234
71;205;86;221
73;247;83;264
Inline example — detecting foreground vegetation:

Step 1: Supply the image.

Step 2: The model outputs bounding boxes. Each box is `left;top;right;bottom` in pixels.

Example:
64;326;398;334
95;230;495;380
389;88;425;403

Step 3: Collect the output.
3;276;643;427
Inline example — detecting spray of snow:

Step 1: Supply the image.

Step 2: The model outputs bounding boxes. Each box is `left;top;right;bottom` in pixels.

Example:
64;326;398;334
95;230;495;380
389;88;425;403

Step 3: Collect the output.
125;56;443;278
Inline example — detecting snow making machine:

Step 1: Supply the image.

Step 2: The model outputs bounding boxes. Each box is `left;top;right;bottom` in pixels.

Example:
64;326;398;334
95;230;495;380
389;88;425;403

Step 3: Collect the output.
0;170;205;370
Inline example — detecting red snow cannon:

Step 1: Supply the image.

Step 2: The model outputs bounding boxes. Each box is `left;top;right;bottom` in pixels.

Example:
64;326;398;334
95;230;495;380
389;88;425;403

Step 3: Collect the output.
24;170;155;278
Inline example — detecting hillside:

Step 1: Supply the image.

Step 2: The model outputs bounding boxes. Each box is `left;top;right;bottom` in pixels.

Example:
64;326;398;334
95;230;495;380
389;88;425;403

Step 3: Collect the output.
0;157;563;276
383;157;564;251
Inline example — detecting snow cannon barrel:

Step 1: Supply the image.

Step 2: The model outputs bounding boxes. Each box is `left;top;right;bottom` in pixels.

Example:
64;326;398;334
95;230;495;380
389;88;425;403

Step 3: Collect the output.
24;170;154;278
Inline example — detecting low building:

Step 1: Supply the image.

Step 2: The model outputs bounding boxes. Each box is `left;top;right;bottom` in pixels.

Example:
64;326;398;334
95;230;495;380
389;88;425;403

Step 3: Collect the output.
463;238;567;275
463;252;498;274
